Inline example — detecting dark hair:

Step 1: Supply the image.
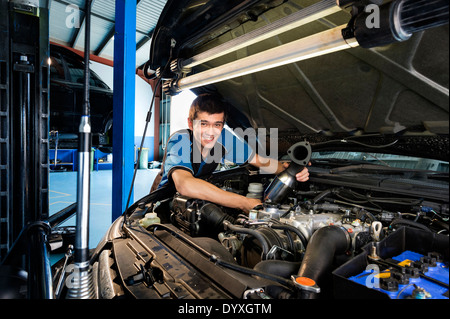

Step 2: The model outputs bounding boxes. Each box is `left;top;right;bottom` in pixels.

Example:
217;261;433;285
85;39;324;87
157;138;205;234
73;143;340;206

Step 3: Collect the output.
189;93;227;123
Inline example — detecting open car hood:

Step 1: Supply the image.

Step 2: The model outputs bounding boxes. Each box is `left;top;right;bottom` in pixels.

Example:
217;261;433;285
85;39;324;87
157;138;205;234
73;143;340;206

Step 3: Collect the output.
148;0;449;161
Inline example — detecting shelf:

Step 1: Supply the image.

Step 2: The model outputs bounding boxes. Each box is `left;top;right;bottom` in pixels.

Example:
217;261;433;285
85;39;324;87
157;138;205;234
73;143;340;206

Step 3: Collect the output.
49;149;76;171
93;149;113;171
49;148;114;171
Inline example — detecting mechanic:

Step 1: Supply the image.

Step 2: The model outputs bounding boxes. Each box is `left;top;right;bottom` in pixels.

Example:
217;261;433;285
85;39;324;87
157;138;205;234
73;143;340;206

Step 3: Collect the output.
152;93;310;213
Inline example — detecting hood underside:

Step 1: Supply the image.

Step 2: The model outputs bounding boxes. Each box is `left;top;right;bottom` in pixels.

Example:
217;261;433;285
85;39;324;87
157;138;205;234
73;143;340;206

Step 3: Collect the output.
149;0;449;161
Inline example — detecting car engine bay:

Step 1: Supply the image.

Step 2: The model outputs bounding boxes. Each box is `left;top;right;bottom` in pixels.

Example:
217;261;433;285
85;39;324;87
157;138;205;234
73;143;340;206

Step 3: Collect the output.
86;140;449;300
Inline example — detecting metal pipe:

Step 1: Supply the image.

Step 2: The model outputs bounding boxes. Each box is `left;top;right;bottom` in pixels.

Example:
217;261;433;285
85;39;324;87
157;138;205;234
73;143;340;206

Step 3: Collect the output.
264;141;312;204
180;0;342;70
167;24;358;94
47;203;77;229
75;0;92;264
14;55;34;245
75;137;91;264
68;0;95;299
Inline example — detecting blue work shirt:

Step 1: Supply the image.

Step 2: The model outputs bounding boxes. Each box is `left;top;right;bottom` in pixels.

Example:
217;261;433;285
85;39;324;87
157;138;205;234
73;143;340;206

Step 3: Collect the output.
158;128;255;189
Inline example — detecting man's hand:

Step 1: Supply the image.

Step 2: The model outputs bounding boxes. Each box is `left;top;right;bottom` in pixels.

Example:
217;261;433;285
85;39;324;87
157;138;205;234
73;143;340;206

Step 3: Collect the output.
241;197;262;214
282;162;311;182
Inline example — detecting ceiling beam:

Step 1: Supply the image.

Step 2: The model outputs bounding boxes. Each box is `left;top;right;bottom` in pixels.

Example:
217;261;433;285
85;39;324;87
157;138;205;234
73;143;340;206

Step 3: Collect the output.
69;0;97;48
95;26;116;56
136;29;154;51
92;0;152;56
53;0;115;24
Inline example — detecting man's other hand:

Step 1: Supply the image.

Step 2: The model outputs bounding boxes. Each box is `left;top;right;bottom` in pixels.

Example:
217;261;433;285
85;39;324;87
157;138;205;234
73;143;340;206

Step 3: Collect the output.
282;162;311;182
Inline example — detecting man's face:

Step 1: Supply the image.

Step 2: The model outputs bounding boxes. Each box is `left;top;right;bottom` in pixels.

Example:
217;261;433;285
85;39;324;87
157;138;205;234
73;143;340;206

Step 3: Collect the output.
189;111;225;150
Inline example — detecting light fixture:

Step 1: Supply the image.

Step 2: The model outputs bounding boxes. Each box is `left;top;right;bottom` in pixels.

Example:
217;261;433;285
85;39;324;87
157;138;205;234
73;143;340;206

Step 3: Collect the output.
165;24;358;94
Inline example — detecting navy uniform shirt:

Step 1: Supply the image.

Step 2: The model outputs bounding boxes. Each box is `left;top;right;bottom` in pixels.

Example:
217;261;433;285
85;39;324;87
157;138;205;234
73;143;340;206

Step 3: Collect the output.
158;128;255;189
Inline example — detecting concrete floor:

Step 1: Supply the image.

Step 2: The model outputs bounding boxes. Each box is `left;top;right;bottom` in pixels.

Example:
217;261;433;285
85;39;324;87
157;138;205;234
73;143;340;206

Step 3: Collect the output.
49;168;159;251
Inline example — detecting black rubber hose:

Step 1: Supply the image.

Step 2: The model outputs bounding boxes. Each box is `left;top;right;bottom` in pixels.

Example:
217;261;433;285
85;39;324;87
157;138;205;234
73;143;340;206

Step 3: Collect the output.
390;218;432;232
431;219;449;232
359;210;377;224
270;223;308;249
311;188;336;205
254;260;301;279
283;229;296;255
200;203;236;233
297;226;349;296
223;221;270;257
214;258;295;290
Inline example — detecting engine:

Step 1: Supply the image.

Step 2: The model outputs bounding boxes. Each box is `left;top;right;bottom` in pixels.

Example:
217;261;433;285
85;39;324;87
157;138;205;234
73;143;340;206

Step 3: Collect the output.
169;187;378;269
166;141;381;270
162;169;448;299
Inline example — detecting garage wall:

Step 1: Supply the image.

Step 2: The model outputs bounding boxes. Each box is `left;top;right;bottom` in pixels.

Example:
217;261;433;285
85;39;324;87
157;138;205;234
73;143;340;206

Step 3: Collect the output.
170;90;196;135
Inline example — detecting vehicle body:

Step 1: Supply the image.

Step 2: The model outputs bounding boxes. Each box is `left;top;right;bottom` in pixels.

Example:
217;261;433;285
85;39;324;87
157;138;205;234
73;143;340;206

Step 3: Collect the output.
54;0;449;301
49;43;113;152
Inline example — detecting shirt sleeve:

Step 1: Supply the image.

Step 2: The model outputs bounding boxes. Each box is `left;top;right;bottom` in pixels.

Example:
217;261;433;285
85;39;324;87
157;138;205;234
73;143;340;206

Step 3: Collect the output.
158;130;194;188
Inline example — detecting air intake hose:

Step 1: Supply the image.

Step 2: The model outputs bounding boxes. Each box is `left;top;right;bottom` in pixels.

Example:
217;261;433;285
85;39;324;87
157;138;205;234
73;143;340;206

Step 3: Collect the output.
199;203;235;233
296;226;350;298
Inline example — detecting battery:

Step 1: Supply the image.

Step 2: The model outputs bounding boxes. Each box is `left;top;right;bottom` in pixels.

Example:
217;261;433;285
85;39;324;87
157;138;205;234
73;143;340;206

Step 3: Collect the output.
348;250;449;299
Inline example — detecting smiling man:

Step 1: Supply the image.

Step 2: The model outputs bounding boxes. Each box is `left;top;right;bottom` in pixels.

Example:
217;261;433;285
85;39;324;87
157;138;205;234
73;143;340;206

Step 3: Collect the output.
154;93;309;213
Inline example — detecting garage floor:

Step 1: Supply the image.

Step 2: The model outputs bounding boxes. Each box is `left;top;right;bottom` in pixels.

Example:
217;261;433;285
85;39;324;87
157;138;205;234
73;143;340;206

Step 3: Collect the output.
49;168;159;252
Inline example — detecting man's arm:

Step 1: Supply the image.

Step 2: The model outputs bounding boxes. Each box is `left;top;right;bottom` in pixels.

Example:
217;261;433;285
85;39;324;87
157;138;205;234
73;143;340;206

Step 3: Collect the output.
171;169;261;213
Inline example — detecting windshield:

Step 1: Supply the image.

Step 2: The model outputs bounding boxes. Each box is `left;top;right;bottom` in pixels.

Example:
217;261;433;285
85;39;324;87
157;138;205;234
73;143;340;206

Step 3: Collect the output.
311;151;449;173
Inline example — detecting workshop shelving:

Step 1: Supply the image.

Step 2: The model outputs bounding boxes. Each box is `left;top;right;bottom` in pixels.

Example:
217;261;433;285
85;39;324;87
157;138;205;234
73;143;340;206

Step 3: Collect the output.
49;148;113;171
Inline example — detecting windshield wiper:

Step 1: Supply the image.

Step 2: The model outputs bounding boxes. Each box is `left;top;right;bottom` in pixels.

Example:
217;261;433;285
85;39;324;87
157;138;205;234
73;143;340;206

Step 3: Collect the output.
328;164;440;175
312;158;448;177
313;158;369;166
426;172;449;181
